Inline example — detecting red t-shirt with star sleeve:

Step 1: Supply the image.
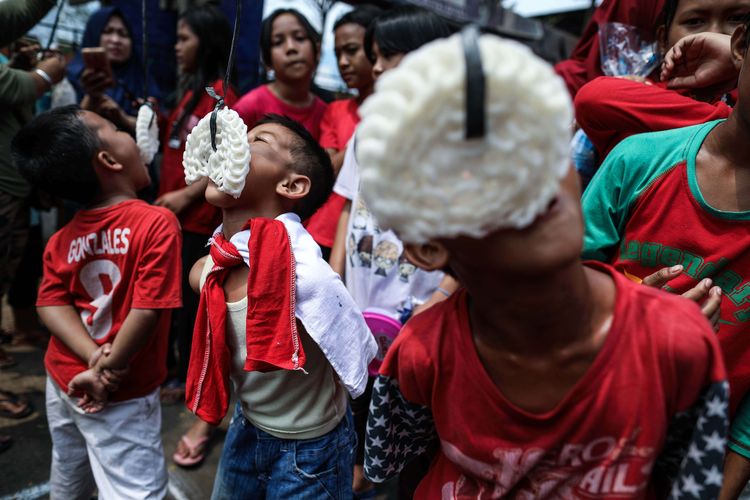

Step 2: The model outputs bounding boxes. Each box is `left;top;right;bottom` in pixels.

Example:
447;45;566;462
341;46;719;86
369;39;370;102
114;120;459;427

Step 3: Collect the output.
38;200;182;401
365;264;728;499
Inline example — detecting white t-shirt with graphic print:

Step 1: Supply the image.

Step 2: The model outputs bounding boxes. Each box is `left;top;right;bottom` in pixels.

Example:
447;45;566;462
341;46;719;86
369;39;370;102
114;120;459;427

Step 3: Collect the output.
333;138;444;323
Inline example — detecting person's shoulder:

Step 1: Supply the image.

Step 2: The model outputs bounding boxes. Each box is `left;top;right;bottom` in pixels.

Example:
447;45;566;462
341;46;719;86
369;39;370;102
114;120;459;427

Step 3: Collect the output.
609;121;715;165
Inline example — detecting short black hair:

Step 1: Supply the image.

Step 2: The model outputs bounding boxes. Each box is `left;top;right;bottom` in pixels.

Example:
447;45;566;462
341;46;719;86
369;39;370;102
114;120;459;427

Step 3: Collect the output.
364;5;454;62
255;114;333;220
333;4;383;33
260;9;321;67
12;106;101;204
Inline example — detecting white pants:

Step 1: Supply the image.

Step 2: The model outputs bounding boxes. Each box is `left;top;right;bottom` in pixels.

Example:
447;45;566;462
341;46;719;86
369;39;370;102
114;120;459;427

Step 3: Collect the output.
46;377;167;500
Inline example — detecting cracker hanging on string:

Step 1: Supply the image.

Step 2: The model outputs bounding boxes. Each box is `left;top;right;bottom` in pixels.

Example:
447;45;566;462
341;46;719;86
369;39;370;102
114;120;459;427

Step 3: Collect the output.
135;103;159;165
357;34;573;244
182;107;250;198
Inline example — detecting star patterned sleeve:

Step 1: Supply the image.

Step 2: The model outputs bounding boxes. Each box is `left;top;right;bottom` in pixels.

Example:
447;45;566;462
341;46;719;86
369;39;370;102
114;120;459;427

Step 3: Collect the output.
364;375;437;483
651;381;729;499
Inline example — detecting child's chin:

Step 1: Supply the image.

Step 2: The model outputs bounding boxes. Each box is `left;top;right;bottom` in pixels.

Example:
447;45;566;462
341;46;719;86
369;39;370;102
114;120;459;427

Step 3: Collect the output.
205;186;237;207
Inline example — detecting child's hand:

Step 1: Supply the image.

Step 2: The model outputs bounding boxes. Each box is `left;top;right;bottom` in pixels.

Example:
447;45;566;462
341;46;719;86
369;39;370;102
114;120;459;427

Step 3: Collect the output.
88;343;112;368
641;265;723;332
154;189;193;215
661;33;736;93
89;343;128;392
68;368;109;414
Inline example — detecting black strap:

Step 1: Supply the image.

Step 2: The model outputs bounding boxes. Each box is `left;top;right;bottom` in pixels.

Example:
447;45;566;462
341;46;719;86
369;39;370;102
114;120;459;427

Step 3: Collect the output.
205;87;224;152
45;0;65;51
462;24;486;139
206;0;242;151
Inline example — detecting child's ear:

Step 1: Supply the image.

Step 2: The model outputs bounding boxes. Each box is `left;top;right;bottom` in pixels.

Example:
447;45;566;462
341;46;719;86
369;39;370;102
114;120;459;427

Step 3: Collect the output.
277;173;311;200
404;241;450;272
731;25;748;70
93;150;123;173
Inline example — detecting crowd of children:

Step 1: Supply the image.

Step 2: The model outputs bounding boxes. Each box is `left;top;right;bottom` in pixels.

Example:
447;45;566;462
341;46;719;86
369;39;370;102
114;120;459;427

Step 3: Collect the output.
8;0;750;498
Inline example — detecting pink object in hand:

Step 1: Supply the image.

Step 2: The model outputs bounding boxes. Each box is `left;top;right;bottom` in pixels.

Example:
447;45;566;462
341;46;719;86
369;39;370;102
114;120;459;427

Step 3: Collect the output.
363;309;402;377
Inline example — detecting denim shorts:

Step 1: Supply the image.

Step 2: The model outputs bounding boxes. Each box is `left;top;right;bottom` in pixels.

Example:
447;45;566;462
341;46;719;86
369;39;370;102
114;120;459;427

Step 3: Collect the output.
211;403;356;499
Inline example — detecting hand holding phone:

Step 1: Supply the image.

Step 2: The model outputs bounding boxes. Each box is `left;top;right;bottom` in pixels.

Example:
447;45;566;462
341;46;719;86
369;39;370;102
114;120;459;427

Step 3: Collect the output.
81;47;114;95
82;47;112;78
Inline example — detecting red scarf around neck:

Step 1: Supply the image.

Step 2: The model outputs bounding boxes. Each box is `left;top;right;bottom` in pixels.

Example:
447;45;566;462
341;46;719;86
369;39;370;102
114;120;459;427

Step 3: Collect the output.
185;218;306;425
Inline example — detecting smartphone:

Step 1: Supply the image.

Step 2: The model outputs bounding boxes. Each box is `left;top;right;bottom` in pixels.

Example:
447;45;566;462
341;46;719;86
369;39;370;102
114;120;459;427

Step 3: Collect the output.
82;47;112;78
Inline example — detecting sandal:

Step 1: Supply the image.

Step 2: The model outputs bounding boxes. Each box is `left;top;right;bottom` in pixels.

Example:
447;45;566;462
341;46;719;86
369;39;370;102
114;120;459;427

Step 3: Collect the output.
0;390;32;419
172;434;209;468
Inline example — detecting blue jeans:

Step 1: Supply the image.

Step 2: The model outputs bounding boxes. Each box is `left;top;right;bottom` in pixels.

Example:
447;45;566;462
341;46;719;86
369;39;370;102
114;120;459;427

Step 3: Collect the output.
211;403;356;499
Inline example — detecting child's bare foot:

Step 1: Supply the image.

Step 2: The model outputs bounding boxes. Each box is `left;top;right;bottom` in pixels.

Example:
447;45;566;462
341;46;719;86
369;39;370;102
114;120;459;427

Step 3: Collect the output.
68;368;108;413
173;418;214;467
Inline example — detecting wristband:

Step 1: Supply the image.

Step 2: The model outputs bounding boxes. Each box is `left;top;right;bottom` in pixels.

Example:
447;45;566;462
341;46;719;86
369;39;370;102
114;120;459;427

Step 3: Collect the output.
34;68;53;87
436;287;451;297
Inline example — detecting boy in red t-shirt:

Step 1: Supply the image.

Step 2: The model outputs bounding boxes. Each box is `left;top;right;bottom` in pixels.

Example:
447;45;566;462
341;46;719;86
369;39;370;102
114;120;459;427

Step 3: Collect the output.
355;32;728;498
11;106;182;498
582;21;750;497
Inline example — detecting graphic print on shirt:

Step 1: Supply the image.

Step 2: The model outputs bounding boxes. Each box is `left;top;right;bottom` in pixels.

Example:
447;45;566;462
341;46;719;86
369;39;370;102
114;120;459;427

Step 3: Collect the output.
358;235;373;268
374;241;399;277
79;259;122;339
440;436;658;498
619;239;750;326
398;256;417;283
353;197;370;230
348;233;357;268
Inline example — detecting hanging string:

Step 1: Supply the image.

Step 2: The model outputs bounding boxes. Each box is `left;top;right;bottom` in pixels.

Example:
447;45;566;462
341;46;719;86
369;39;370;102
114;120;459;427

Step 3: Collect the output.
45;0;66;52
207;0;242;151
142;0;149;100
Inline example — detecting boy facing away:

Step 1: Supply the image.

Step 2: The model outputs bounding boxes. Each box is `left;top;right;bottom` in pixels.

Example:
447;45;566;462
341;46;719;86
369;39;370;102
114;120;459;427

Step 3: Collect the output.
583;20;750;498
12;106;182;498
182;113;376;499
356;32;728;498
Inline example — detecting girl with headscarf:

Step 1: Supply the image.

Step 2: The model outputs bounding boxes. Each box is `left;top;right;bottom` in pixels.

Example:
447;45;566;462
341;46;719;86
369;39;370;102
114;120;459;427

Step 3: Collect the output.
67;6;160;134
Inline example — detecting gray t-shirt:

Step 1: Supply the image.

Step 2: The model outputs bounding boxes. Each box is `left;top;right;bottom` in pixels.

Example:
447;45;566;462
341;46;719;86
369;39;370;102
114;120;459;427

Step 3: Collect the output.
201;257;348;440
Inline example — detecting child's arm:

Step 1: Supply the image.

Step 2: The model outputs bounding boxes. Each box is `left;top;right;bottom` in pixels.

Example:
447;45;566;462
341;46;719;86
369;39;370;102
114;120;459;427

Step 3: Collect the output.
326;148;346;175
721;384;750;499
189;256;208;294
94;308;161;372
154;178;209;216
413;275;460;316
38;305;100;363
720;451;750;500
329;199;352;277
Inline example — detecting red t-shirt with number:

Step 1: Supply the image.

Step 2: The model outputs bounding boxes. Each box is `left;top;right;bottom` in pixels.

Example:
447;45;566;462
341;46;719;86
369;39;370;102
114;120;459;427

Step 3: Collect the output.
38;200;182;401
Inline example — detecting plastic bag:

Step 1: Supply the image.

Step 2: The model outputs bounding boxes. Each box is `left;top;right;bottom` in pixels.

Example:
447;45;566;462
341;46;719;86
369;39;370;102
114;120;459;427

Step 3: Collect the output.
599;22;658;77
